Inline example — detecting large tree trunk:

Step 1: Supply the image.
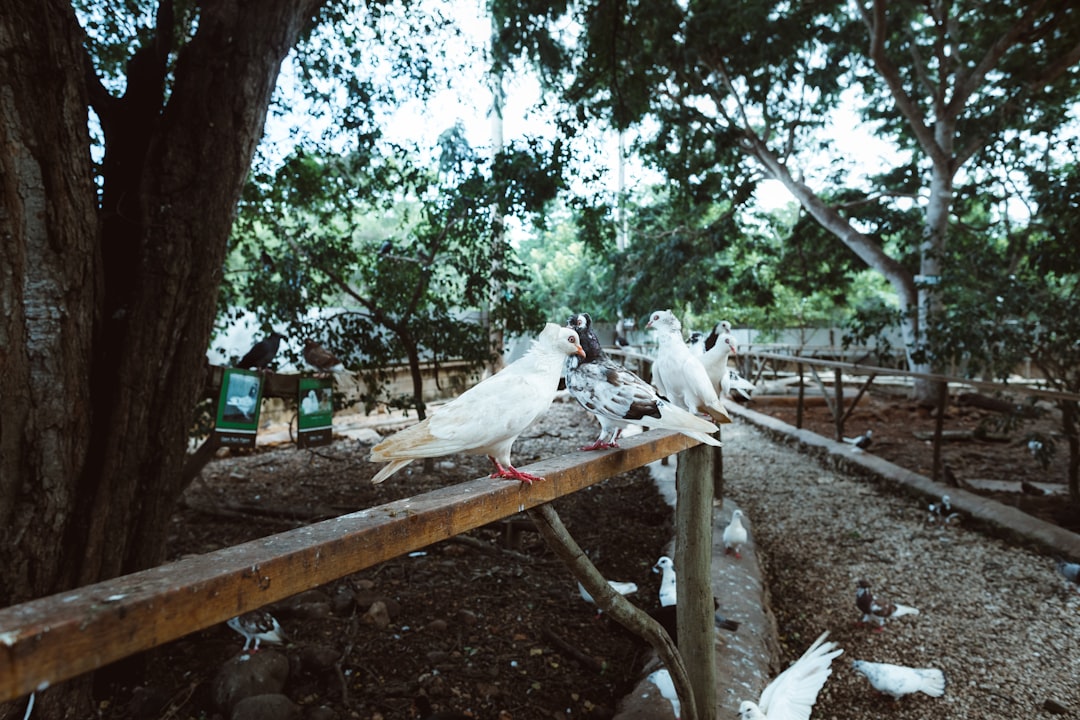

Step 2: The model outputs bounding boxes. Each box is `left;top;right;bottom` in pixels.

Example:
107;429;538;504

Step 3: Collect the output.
1;1;323;717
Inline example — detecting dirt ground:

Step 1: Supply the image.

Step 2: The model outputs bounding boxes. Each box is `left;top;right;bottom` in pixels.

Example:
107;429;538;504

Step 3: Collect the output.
95;381;1078;720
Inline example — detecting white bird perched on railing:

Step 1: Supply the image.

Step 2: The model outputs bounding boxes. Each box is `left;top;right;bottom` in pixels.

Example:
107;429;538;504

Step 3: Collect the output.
564;312;722;450
738;631;843;720
851;659;946;699
368;323;585;485
646;310;731;425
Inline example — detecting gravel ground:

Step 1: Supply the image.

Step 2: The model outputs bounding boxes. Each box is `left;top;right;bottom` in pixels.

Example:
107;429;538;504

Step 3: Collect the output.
719;418;1080;719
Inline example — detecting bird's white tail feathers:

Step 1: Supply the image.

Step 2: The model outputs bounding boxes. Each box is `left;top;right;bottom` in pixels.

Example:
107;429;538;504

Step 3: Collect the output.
370;458;414;484
913;668;946;697
684;430;723;447
704;401;733;424
891;603;919;618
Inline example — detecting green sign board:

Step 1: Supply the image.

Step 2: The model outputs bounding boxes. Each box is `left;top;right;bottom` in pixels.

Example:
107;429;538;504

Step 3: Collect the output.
214;368;264;448
298;376;334;447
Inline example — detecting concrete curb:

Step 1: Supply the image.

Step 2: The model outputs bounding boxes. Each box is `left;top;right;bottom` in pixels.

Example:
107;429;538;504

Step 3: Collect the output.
727;402;1080;560
613;447;779;719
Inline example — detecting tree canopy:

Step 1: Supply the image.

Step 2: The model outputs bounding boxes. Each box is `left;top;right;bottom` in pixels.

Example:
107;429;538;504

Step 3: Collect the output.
491;0;1080;400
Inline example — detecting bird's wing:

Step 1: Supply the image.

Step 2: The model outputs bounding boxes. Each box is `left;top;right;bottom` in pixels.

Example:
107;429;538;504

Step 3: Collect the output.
567;361;654;426
371;353;561;464
758;632;842;720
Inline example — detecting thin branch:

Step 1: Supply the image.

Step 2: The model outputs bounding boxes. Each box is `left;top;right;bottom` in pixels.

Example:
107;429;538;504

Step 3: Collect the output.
526;503;698;720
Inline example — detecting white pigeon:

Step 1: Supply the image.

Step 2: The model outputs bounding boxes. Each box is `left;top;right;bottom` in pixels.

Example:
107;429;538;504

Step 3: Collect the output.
646;310;731;425
723;509;749;559
851;660;946;699
369;323;585;484
227;610;286;652
653;555;677;607
577;579;639;607
738;631;843;720
855;579;919;630
564;313;721;450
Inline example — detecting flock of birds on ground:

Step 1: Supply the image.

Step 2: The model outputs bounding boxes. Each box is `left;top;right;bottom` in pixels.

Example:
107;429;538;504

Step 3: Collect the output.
226;313;1080;719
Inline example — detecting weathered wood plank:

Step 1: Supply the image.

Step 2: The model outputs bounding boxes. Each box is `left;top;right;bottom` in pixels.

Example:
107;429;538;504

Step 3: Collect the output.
675;443;717;720
0;429;696;703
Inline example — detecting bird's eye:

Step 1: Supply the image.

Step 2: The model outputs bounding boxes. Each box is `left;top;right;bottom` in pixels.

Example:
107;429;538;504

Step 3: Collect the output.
568;335;578;344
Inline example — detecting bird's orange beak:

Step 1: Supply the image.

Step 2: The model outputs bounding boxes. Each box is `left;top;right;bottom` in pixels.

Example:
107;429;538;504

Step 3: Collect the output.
575;345;586;358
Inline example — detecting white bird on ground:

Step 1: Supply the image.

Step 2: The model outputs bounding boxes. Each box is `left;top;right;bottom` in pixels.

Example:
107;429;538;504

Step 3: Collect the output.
723;509;749;559
368;323;585;484
851;660;946;699
843;429;873;452
577;579;639;608
646;310;731;425
855;579;919;630
653;555;677;607
227;610;286;652
738;631;843;720
564;313;721;450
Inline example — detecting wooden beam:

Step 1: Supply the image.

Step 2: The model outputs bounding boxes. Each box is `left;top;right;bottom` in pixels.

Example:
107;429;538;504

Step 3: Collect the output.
675;443;717;720
0;429;698;703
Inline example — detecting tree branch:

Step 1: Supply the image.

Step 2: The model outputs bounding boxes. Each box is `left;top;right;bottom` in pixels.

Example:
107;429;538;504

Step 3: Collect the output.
856;0;948;169
526;503;698;720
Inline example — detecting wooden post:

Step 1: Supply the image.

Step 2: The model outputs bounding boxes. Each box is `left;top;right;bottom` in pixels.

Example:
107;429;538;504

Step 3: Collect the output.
796;363;805;429
833;367;844;441
675;444;717;720
932;380;948;482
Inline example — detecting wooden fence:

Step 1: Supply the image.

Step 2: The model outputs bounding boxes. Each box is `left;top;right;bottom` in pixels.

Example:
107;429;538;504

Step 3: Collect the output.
0;427;713;713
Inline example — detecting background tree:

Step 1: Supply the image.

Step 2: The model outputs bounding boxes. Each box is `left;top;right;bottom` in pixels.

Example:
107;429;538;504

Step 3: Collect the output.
493;0;1080;403
0;1;444;716
227;130;556;418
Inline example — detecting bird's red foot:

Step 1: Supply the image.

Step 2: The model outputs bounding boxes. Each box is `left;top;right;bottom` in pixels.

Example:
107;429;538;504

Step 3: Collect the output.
872;625;885;632
580;440;618;451
734;552;742;559
490;465;545;484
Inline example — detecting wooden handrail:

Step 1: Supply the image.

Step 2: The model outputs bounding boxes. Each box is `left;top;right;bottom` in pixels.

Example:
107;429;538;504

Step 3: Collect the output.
0;429;698;703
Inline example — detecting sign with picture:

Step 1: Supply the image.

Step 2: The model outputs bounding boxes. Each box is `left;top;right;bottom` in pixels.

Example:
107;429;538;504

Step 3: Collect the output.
297;376;334;448
214;368;264;448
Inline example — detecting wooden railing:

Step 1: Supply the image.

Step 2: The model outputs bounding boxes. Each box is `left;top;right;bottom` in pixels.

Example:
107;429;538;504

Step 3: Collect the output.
0;429;700;705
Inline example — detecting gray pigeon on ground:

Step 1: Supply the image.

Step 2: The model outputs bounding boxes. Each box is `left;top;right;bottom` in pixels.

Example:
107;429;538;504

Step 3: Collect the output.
1055;557;1080;590
237;332;286;370
855;579;919;630
851;659;946;699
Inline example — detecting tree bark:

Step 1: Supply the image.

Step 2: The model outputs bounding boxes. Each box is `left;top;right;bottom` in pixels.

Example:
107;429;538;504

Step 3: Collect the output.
1;1;324;716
